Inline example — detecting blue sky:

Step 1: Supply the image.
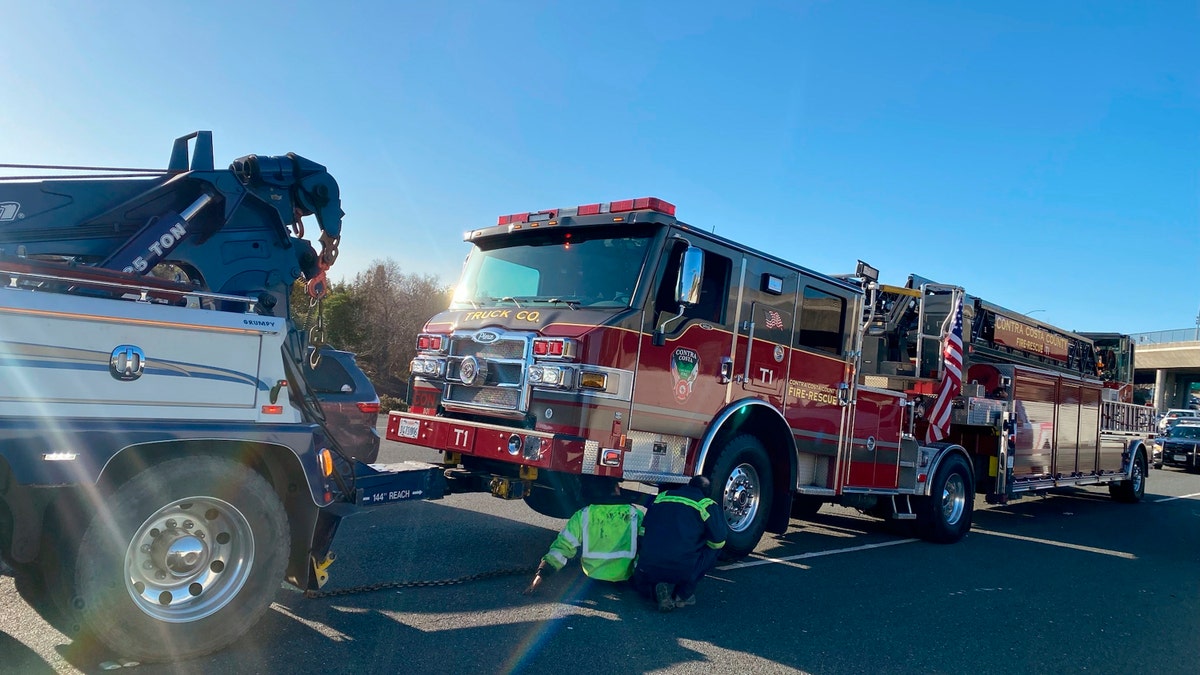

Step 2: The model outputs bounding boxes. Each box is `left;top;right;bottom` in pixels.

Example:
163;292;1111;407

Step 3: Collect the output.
1;1;1196;334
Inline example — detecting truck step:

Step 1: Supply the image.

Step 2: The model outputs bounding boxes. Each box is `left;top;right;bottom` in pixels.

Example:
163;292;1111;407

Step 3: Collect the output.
352;461;446;506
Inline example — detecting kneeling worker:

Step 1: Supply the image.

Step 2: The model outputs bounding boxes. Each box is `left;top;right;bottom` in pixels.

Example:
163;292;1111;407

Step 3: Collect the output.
632;476;727;611
523;478;642;595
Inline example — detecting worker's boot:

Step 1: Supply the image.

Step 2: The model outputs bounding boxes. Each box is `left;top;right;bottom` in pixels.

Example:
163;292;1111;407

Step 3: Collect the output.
655;583;675;612
673;594;696;608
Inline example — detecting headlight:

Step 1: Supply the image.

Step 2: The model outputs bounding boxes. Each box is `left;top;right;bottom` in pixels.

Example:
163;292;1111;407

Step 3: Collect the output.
411;358;445;377
529;365;572;389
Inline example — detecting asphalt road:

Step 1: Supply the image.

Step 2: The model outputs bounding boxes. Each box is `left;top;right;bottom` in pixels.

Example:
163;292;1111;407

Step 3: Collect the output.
3;436;1199;675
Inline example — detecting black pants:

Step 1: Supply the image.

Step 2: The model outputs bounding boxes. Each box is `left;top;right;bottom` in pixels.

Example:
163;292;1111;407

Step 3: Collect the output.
632;547;719;600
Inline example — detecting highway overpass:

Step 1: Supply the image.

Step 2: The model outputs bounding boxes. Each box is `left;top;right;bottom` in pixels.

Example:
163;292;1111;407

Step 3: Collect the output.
1132;328;1200;411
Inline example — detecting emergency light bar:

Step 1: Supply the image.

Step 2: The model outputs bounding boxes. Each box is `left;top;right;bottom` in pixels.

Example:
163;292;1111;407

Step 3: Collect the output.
496;197;675;225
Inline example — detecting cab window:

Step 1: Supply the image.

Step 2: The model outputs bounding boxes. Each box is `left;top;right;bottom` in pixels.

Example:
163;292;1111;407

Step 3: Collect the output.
654;245;732;326
797;286;846;355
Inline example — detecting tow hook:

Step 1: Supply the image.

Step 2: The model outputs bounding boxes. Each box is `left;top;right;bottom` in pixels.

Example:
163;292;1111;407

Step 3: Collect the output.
489;476;530;500
311;552;336;588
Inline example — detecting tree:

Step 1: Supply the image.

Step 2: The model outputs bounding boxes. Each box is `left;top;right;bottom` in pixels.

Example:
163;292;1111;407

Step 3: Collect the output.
292;259;451;401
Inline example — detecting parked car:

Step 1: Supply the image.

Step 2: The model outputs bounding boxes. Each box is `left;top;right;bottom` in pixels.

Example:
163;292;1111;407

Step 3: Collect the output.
1157;408;1199;434
304;348;381;464
1159;421;1200;473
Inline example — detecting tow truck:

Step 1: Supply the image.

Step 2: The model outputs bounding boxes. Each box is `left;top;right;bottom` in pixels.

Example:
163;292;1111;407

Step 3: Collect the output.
388;197;1154;556
0;133;442;662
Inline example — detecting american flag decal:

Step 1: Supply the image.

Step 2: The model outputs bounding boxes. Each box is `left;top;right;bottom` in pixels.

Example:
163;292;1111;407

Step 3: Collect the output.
764;310;784;330
924;291;964;443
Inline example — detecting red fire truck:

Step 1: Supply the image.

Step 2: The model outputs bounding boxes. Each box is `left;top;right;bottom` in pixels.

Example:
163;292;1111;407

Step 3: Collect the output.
387;197;1154;557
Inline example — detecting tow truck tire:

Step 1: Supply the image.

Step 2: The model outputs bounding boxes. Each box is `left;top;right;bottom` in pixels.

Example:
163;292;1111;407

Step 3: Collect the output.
915;454;973;544
11;564;68;633
1110;452;1147;503
66;457;289;662
707;434;773;559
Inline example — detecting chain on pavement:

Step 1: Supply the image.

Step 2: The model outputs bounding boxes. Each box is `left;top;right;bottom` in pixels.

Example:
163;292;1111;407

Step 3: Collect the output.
302;565;540;599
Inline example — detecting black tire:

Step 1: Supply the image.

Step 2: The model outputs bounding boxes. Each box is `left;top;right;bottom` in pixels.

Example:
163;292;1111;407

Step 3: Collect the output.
64;457;289;662
790;495;823;520
706;434;773;559
915;454;973;544
524;472;584;519
9;538;74;636
1110;452;1147;503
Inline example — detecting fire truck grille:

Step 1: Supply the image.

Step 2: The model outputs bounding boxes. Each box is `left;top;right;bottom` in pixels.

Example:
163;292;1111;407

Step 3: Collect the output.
442;333;529;413
446;385;519;410
452;338;525;361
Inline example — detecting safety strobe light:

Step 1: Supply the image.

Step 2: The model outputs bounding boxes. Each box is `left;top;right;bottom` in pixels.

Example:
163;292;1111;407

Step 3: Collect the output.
532;338;574;359
496;198;676;225
416;334;444;351
609;197;676;216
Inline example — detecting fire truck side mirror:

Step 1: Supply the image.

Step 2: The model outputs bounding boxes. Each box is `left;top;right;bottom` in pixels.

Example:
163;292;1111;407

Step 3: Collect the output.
654;245;705;347
677;246;704;307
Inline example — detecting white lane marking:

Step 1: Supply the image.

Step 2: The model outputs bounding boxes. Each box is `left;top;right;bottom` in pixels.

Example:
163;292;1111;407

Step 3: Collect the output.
972;528;1136;559
716;538;919;571
1153;492;1200;504
270;603;354;642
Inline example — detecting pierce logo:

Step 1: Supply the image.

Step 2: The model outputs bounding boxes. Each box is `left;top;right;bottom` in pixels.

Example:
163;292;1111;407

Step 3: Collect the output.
0;202;21;222
474;331;499;344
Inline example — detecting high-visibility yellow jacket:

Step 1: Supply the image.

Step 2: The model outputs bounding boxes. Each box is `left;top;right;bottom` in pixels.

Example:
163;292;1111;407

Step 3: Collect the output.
542;503;643;582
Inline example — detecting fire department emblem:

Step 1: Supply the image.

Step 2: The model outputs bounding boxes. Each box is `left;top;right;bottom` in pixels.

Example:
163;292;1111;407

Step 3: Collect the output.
774;345;785;363
670;348;700;403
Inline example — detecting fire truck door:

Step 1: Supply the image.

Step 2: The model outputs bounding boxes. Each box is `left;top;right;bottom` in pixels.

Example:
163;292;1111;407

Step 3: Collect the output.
843;389;903;489
734;269;795;407
630;239;741;450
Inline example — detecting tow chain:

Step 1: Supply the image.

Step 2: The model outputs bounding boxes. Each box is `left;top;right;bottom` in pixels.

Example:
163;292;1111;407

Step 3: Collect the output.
306;295;327;368
302;565;539;599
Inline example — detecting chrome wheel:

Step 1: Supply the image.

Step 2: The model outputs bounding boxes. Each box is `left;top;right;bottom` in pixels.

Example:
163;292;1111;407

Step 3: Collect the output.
124;496;254;623
723;463;761;533
941;472;967;526
1130;460;1144;494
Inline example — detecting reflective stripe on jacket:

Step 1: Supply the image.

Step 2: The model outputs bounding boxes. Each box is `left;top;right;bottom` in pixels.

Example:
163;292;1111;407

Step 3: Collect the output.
543;503;642;582
635;485;728;574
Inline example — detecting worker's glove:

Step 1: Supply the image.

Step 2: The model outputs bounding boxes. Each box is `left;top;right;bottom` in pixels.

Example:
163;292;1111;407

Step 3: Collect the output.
522;561;550;596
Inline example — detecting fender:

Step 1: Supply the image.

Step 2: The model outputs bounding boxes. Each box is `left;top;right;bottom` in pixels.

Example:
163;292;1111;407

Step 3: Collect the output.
917;441;973;497
0;417;331;507
1120;440;1148;477
694;397;797;480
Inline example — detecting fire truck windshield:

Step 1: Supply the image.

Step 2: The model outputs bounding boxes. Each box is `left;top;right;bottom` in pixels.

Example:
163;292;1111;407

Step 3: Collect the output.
450;226;653;310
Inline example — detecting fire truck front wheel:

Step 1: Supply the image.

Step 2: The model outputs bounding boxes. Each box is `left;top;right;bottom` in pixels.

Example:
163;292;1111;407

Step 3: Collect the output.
707;434;773;558
65;457;289;662
915;454;973;544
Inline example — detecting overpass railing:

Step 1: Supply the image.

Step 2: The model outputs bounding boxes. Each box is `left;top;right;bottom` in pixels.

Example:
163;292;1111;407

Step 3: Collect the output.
1131;328;1200;345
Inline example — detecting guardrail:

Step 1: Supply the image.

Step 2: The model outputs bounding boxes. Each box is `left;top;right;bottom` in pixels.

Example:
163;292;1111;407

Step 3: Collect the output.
1130;328;1200;345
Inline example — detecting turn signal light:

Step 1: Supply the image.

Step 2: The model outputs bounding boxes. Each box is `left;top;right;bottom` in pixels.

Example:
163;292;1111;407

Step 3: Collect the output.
580;371;608;390
261;405;284;415
318;448;335;477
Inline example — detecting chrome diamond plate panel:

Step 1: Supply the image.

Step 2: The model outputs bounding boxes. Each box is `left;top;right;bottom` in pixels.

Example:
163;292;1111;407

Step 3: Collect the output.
621;430;688;481
583;440;600;475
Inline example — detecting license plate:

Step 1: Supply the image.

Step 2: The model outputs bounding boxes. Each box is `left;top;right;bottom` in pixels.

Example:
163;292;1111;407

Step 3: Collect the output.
399;418;420;439
1173;454;1187;462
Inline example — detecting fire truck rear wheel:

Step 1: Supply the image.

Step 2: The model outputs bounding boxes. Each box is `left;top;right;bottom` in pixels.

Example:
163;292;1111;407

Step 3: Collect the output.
707;434;773;558
915;454;973;544
1110;452;1147;503
65;457;289;662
